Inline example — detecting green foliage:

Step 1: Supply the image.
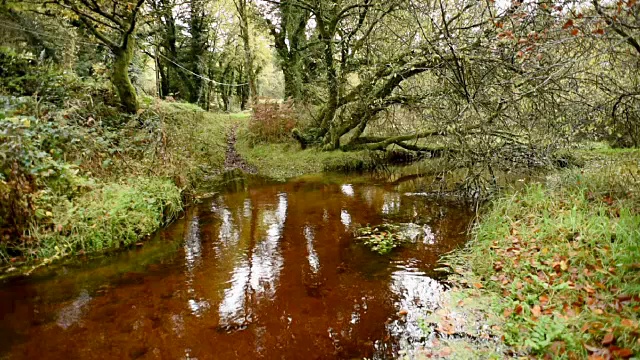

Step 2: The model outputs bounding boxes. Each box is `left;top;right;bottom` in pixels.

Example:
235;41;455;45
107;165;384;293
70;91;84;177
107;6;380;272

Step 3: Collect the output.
32;178;182;260
0;114;87;239
0;98;235;266
0;47;96;103
155;101;230;193
355;224;406;255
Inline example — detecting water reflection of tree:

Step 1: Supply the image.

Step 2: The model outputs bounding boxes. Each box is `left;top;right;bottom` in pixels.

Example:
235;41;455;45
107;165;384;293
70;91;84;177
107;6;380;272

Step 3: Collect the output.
217;193;287;334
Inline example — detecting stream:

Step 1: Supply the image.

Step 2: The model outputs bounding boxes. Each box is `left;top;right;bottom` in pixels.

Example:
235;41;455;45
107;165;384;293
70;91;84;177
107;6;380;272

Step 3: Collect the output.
0;173;475;359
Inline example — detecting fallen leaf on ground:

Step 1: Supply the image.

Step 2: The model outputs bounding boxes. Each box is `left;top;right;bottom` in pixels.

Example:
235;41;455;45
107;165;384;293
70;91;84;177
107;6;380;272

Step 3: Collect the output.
514;304;523;315
438;322;455;335
531;305;542;317
611;348;633;358
620;319;637;329
602;333;615;346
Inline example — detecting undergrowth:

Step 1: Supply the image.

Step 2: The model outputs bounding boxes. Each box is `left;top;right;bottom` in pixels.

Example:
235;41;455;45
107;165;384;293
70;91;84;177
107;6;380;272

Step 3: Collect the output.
28;178;182;261
446;149;640;358
1;94;232;267
246;101;296;145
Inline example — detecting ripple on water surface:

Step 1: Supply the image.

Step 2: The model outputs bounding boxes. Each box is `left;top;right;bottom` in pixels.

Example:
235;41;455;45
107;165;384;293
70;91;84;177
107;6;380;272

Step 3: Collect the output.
0;176;474;359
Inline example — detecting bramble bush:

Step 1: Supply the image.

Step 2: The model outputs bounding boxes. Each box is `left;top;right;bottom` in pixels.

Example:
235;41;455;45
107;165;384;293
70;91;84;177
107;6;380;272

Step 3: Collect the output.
247;100;297;144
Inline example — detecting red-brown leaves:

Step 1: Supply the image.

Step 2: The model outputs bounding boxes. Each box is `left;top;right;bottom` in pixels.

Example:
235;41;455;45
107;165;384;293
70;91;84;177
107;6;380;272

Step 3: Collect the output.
563;19;574;29
612;348;634;358
602;333;615;346
438;321;456;335
493;261;503;271
585;340;634;359
497;30;514;40
514;304;524;315
504;308;514;317
620;319;638;329
531;304;542;318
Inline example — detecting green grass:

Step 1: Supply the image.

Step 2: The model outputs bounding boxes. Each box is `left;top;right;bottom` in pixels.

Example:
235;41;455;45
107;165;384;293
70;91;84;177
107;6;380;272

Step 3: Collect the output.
446;149;640;358
30;177;182;261
236;140;379;180
156;101;232;193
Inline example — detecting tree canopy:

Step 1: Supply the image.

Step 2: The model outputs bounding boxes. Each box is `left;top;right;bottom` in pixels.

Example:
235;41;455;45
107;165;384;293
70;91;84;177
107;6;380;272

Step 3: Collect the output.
1;0;638;150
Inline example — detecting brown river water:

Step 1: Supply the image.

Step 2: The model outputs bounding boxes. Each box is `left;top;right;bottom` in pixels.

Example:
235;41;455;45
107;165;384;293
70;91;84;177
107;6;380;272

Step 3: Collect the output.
0;174;474;359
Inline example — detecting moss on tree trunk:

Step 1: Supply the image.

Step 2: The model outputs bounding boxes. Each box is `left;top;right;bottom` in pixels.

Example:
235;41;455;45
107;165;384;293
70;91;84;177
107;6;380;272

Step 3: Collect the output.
112;43;139;114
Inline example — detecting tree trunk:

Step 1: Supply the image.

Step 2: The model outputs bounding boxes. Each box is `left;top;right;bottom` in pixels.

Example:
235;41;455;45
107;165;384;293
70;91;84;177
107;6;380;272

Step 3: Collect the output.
319;28;340;149
282;58;303;100
189;0;206;106
237;0;257;105
112;43;138;114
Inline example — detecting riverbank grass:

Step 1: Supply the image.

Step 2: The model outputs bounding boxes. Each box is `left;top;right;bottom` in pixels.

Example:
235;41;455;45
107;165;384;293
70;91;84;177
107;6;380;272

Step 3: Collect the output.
30;178;182;262
449;150;640;358
236;141;378;180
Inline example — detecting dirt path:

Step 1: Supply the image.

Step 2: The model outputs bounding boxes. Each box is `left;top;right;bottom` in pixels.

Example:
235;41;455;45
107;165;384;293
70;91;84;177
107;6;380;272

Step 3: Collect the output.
224;125;257;174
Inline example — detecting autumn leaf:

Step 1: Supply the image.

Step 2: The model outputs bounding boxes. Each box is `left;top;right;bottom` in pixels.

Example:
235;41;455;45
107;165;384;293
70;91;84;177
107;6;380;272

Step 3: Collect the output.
473;282;484;289
539;295;549;305
531;304;542;317
571;28;580;36
620;319;638;329
601;333;615;345
611;348;634;358
563;19;574;29
514;304;523;315
438;322;455;335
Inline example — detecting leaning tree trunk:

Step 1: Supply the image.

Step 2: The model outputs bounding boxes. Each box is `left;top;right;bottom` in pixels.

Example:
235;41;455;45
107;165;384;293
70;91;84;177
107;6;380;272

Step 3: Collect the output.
111;42;139;114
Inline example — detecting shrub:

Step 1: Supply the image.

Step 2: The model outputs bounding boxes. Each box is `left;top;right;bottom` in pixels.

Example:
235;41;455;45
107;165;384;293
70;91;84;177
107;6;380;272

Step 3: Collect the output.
29;178;182;261
0;115;84;241
247;100;297;144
